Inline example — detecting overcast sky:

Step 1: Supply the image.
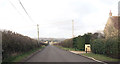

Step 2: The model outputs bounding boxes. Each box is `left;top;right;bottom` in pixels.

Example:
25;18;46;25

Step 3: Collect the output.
0;0;119;38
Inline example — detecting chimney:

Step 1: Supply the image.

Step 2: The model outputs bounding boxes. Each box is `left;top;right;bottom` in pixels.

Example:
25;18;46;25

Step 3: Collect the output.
109;10;112;17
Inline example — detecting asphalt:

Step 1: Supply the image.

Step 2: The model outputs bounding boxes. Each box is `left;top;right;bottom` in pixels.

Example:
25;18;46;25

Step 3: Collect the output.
26;45;98;62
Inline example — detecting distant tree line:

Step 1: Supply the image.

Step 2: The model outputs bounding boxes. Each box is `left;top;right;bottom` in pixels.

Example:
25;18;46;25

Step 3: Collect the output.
2;30;45;61
56;38;73;48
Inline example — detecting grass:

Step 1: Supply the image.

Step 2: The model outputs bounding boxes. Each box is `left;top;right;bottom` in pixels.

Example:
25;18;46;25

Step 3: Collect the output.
55;45;76;51
3;46;45;62
81;53;120;62
55;45;84;51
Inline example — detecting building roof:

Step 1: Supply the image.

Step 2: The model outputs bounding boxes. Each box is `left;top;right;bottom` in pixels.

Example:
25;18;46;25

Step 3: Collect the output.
110;16;120;30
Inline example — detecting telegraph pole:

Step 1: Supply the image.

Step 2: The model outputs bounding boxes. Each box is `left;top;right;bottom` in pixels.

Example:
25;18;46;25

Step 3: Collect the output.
72;20;74;38
37;24;39;45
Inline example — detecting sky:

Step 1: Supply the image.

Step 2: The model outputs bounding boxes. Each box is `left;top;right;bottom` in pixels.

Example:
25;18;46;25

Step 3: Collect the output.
0;0;119;38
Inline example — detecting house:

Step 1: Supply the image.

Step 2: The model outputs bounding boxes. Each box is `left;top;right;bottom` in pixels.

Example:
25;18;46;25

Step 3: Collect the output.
104;10;120;39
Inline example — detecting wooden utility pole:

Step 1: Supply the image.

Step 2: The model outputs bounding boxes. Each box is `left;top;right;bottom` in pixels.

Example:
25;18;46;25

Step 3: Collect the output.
72;20;74;38
37;24;39;45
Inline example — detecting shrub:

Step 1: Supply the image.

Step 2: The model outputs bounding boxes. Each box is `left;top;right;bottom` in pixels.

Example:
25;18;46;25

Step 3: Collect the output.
91;38;119;59
104;38;118;58
91;39;105;54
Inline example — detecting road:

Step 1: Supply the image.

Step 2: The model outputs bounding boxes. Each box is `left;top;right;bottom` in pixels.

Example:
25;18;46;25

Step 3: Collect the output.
26;45;98;62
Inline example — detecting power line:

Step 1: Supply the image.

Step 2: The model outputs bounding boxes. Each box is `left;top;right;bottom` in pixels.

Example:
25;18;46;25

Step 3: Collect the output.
8;0;22;16
18;0;36;24
18;0;39;43
8;0;39;40
7;0;35;25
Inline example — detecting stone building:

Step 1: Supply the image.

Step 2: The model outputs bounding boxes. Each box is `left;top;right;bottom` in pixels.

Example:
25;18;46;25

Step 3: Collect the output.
104;10;120;38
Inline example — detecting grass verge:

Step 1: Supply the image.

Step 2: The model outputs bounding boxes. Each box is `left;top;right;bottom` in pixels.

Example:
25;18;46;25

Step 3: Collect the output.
55;45;76;51
81;53;120;62
55;45;84;51
3;46;45;62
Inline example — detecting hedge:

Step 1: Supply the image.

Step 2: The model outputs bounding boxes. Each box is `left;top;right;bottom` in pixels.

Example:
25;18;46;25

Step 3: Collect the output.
91;38;119;59
2;30;42;61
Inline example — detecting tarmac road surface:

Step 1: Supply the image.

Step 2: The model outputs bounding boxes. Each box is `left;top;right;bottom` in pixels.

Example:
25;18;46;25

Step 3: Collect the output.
26;45;100;62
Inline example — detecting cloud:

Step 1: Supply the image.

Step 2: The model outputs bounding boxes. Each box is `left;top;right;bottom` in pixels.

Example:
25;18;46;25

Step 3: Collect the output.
0;0;119;38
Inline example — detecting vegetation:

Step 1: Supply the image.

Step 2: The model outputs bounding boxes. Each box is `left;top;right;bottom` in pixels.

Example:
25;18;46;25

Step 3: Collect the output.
55;38;73;48
2;30;47;62
55;33;95;51
55;45;76;51
3;46;45;62
81;53;119;62
91;38;119;59
55;31;119;59
73;35;85;51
